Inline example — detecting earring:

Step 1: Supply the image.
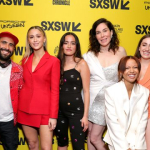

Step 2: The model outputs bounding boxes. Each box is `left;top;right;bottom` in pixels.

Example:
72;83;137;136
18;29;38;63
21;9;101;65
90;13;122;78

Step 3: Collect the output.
111;35;113;38
43;42;46;47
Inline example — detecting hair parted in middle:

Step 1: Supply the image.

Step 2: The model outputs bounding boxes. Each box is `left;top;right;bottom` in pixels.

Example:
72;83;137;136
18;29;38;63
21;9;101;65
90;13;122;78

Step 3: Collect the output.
118;56;141;82
22;26;47;63
57;32;82;85
134;34;150;59
88;18;119;56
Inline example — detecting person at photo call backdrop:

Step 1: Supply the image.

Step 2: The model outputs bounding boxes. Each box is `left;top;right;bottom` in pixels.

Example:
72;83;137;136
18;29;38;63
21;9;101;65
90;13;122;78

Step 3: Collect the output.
104;56;149;150
83;18;126;150
17;26;60;150
55;32;90;150
134;34;150;150
0;32;23;150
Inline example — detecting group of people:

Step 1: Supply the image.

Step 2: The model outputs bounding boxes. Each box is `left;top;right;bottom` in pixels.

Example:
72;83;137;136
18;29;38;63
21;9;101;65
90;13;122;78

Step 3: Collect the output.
0;17;150;150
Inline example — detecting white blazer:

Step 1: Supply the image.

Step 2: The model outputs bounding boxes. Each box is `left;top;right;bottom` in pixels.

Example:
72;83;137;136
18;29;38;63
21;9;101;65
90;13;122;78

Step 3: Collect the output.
83;51;117;107
104;81;149;150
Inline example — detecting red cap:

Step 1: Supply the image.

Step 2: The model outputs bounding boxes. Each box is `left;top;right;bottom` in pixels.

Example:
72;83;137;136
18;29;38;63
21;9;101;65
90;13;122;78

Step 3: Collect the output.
0;32;19;46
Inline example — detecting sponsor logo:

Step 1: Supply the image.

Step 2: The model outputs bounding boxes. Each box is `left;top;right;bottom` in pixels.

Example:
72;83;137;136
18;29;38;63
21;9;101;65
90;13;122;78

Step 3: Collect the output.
0;0;33;6
90;0;130;10
135;25;150;34
114;24;123;33
52;0;70;5
41;21;81;32
54;46;59;56
0;20;25;29
144;1;150;10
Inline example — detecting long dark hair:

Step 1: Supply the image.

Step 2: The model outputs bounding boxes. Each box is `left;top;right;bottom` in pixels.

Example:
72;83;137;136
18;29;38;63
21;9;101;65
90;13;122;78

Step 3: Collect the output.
88;18;119;56
57;32;82;85
134;34;150;59
118;56;141;82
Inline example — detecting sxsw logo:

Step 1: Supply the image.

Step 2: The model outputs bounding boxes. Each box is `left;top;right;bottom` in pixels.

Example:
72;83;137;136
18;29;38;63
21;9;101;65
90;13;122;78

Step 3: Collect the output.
53;0;70;5
90;0;130;10
135;25;150;34
41;21;81;32
15;47;26;56
0;0;33;6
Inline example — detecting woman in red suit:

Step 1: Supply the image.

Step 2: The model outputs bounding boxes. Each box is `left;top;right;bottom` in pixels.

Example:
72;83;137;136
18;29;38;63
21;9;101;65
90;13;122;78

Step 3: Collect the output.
18;26;60;150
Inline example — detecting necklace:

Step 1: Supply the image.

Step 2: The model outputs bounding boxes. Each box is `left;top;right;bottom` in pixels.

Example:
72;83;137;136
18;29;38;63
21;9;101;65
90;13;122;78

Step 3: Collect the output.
0;65;11;77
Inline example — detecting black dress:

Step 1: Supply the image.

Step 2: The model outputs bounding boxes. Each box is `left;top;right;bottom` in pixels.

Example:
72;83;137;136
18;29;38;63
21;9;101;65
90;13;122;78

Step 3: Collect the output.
55;68;85;150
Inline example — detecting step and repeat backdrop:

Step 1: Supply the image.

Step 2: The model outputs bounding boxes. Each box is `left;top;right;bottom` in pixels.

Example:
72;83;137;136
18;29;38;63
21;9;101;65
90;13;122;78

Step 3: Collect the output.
0;0;150;149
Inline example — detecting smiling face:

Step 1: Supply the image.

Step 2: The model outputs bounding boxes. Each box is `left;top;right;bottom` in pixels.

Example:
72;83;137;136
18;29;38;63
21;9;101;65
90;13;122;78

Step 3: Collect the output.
122;59;139;84
63;35;76;56
95;23;113;48
27;28;46;51
0;37;15;62
139;37;150;60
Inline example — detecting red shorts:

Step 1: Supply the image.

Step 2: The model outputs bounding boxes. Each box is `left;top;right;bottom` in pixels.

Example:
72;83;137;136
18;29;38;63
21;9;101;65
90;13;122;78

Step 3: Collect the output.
17;110;49;128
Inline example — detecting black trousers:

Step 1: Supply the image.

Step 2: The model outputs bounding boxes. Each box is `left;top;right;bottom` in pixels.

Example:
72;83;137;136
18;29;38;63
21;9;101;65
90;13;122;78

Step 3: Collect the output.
55;110;85;150
0;120;18;150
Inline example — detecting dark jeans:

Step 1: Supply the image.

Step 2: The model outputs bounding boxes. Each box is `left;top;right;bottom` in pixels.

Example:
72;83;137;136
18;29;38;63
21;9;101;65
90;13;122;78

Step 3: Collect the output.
0;120;18;150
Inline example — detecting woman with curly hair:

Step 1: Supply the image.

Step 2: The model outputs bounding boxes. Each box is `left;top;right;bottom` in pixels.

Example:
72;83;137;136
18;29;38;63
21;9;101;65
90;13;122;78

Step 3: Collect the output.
83;18;126;150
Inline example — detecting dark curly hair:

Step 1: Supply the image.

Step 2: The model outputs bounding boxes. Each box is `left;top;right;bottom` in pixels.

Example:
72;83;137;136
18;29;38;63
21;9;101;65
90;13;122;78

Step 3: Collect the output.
57;32;82;85
134;34;150;59
88;18;119;56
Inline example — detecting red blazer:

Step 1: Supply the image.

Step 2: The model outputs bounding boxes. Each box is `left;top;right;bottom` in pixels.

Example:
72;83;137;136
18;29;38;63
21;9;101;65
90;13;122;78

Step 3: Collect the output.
10;61;23;125
19;52;60;118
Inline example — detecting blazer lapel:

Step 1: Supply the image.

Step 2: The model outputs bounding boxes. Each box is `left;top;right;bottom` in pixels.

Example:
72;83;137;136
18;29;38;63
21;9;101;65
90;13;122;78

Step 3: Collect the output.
125;83;141;133
119;81;130;135
87;52;106;80
26;54;33;74
121;81;130;117
33;52;50;72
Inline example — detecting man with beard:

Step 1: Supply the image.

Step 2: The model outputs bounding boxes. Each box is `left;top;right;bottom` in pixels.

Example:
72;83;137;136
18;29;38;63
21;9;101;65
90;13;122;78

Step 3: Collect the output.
0;32;23;150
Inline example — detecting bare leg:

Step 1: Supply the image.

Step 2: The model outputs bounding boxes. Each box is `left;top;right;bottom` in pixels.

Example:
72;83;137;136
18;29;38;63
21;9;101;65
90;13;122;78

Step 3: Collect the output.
58;146;67;150
146;119;150;150
87;121;96;150
88;122;106;150
40;125;53;150
22;125;39;150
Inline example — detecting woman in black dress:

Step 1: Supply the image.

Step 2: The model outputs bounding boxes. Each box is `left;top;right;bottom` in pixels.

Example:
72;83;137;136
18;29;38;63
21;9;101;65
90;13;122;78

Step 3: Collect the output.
55;32;90;150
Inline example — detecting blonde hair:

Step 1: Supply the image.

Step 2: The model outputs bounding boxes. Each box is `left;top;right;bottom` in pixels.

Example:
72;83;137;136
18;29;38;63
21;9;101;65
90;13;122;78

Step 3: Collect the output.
22;26;47;63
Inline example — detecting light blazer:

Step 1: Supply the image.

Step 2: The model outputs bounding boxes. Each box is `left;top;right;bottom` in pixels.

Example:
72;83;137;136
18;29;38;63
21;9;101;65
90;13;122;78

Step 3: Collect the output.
19;52;60;118
104;81;149;150
83;51;117;108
